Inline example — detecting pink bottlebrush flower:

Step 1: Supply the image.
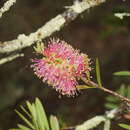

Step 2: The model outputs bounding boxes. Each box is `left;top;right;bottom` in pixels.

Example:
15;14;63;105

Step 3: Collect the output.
31;38;91;96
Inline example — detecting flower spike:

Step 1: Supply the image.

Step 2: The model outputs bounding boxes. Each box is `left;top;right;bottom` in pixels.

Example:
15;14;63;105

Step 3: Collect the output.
31;38;91;96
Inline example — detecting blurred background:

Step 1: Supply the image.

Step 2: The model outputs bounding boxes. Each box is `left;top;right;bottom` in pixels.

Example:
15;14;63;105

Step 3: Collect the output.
0;0;130;129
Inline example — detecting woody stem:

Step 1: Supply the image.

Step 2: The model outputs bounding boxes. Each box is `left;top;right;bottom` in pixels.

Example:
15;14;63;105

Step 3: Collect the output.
82;78;130;104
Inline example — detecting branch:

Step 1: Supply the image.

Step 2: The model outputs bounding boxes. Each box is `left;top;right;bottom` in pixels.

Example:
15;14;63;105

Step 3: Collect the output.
0;0;16;19
0;53;24;65
62;103;127;130
0;0;106;54
114;13;130;19
76;116;107;130
87;80;130;103
104;120;111;130
75;108;121;130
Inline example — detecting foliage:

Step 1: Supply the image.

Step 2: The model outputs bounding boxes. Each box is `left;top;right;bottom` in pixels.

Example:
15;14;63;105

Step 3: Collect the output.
10;98;59;130
96;58;103;87
114;71;130;76
105;84;130;109
119;123;130;130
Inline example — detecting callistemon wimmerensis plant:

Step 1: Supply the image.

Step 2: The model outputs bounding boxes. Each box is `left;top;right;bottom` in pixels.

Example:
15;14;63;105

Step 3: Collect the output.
31;38;91;96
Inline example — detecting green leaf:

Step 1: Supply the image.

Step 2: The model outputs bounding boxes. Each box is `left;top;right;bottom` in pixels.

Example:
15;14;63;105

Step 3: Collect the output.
35;98;49;130
15;110;35;129
20;105;31;119
127;85;130;99
10;98;56;130
105;96;119;102
26;101;39;128
119;123;130;130
30;103;39;129
76;85;96;90
50;115;60;130
104;84;130;109
114;71;130;76
104;103;118;109
86;71;91;80
118;84;126;96
26;101;33;115
96;58;102;87
17;124;31;130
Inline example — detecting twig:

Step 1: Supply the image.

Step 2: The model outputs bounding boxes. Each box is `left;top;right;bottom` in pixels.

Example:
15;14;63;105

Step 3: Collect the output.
83;79;130;103
0;0;105;54
76;116;106;130
0;53;24;65
0;0;16;19
114;13;130;20
75;108;120;130
103;120;111;130
62;107;124;130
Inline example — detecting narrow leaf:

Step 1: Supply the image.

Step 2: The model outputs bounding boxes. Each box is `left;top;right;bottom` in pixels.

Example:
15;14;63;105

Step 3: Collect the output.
96;58;102;87
15;110;35;129
76;85;96;89
104;103;118;109
26;101;39;128
105;96;119;102
127;85;130;99
20;105;31;119
26;101;33;114
114;71;130;76
35;98;49;130
17;124;31;130
86;71;90;80
50;115;60;130
30;103;39;129
119;123;130;130
118;85;126;96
